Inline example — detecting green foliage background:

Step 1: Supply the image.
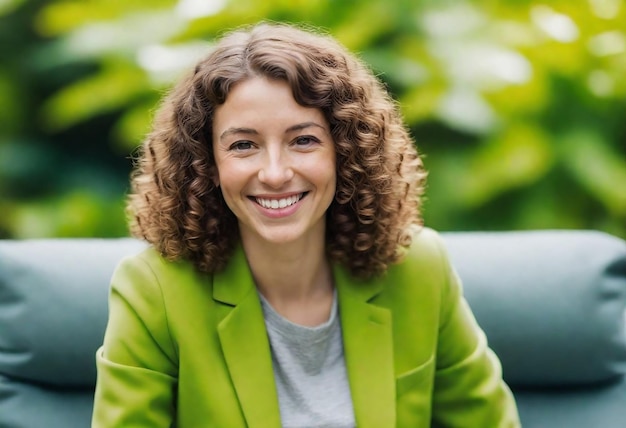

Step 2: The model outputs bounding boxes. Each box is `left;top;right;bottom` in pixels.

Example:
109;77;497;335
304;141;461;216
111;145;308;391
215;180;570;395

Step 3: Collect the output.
1;0;625;239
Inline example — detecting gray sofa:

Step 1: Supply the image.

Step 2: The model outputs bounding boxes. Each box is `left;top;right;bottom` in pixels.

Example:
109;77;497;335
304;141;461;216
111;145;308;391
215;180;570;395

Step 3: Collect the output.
0;230;625;427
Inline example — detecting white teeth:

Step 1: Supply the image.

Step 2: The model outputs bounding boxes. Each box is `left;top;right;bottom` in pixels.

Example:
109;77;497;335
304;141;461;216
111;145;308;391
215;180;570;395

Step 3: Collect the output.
256;194;303;209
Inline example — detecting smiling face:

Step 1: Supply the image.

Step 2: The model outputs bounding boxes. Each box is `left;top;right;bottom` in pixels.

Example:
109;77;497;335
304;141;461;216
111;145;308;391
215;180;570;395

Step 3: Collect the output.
212;77;336;248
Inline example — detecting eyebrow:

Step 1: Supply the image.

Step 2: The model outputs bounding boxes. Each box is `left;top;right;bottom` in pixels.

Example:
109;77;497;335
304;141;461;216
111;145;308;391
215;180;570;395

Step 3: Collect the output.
219;127;259;141
219;122;328;141
285;122;328;134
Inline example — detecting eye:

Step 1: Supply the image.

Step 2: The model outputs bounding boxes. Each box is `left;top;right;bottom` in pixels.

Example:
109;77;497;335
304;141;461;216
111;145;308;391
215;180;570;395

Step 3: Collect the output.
293;135;320;147
229;140;254;151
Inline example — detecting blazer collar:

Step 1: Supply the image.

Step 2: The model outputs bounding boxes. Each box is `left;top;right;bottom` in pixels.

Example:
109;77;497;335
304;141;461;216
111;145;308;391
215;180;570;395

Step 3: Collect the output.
213;246;282;428
334;264;396;428
213;248;395;428
213;245;255;306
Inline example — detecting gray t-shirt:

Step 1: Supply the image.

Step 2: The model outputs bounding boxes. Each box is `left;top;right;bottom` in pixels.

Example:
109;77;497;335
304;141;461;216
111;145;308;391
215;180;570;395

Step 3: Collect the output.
259;291;356;428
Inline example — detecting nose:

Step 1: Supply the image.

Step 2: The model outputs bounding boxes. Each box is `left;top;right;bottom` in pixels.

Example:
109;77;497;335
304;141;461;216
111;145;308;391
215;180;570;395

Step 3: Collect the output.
258;148;294;188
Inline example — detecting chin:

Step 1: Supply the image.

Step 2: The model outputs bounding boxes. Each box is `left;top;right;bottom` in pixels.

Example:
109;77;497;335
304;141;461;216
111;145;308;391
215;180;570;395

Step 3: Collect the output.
240;217;326;247
258;231;305;245
254;224;317;246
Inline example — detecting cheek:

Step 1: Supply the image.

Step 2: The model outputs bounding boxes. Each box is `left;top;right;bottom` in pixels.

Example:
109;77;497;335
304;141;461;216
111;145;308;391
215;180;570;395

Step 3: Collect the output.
215;161;252;194
314;163;337;204
327;150;337;184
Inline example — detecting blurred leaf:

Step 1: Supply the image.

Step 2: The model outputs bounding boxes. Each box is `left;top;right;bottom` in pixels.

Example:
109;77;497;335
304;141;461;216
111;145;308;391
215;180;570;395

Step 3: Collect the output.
136;41;210;84
461;124;553;207
0;69;23;133
400;84;445;124
63;11;186;59
560;129;626;215
332;0;396;50
34;0;177;36
0;0;25;16
111;100;157;150
486;69;550;117
437;87;497;134
8;191;128;238
40;62;149;131
515;185;583;230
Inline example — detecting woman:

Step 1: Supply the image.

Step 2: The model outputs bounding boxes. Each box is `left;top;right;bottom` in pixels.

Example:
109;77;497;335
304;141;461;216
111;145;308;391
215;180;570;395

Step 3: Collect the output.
92;22;520;427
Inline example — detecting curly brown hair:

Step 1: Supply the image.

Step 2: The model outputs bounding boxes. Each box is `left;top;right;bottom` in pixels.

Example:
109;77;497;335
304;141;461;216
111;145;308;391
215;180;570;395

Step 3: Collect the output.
129;22;426;279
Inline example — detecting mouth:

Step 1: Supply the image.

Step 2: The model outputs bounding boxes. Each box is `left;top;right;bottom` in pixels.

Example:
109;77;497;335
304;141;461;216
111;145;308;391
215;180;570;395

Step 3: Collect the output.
251;192;307;209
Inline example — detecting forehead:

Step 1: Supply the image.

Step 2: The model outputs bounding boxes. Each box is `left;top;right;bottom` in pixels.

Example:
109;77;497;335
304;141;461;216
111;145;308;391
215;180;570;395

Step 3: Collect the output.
212;77;328;135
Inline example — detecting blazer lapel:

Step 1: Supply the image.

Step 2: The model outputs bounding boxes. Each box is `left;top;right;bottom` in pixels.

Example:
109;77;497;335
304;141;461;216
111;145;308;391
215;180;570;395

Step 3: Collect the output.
214;247;281;428
335;265;396;428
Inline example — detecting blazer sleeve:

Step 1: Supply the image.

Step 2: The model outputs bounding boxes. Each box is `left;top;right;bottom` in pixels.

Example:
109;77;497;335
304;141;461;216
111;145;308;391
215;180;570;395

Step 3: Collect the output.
430;236;521;428
92;253;178;427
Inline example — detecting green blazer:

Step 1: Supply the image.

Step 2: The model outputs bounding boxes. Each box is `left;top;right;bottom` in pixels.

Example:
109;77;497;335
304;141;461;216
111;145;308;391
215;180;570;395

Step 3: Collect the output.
92;228;520;427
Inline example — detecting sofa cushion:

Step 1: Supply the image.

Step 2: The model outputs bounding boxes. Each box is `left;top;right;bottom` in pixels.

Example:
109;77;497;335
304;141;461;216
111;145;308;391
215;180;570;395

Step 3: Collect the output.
514;376;626;428
0;375;93;428
442;230;626;387
0;238;146;387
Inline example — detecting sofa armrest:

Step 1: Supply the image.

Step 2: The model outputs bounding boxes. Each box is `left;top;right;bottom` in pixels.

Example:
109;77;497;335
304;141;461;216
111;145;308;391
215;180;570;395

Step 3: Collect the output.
0;238;146;387
442;230;626;387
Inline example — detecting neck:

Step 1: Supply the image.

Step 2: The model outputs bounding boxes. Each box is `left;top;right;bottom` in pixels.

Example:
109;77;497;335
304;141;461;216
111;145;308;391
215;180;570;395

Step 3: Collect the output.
243;234;331;297
240;229;335;326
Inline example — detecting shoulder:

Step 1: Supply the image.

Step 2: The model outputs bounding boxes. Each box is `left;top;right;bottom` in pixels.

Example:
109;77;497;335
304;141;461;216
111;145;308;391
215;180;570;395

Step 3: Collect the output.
371;227;460;318
388;227;451;280
409;226;448;258
110;246;213;307
107;246;222;349
114;246;204;284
